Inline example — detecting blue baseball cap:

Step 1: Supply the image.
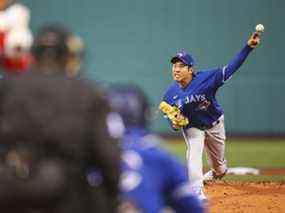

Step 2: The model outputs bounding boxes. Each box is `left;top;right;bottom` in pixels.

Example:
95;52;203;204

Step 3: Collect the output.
171;50;195;67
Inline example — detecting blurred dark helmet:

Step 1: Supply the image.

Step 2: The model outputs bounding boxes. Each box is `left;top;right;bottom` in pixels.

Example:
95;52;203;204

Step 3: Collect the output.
108;84;150;128
31;24;84;78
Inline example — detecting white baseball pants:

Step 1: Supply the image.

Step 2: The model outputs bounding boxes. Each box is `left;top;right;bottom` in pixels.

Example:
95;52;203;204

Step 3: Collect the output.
182;115;227;191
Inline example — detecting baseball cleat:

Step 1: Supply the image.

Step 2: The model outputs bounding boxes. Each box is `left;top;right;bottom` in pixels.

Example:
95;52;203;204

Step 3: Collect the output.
203;169;227;182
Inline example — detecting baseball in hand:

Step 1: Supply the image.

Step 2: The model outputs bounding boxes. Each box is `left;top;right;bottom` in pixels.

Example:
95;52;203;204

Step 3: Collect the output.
255;24;264;33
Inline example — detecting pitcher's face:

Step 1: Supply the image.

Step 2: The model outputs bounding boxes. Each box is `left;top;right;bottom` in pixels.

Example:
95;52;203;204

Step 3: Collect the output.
172;61;192;83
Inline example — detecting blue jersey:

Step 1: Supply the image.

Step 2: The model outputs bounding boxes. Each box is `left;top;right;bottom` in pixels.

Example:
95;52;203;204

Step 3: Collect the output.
163;44;253;130
120;128;204;213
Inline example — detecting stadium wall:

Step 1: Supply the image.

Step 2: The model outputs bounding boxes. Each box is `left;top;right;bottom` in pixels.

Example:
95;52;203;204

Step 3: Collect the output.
22;0;285;134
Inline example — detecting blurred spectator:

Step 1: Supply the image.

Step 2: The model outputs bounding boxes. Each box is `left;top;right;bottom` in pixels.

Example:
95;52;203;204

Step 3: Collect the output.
0;0;33;73
31;24;84;78
0;73;121;213
108;84;205;213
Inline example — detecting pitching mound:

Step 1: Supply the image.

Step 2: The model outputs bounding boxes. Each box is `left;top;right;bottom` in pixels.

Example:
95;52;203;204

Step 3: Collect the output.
205;181;285;213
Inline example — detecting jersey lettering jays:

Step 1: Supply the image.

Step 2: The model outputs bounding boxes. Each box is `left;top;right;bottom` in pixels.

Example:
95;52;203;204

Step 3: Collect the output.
163;44;253;130
163;68;225;129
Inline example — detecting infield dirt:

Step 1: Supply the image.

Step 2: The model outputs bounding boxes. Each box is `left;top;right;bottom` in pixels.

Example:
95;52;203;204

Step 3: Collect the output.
205;181;285;213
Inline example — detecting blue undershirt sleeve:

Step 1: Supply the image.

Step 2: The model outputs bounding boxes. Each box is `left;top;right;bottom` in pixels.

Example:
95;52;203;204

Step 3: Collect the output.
223;44;253;81
214;44;253;88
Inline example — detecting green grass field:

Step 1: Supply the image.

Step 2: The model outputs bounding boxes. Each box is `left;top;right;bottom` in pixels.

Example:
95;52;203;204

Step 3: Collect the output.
162;138;285;181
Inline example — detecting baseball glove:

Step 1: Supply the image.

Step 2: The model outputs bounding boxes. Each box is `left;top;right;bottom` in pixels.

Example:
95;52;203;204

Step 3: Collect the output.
159;101;189;129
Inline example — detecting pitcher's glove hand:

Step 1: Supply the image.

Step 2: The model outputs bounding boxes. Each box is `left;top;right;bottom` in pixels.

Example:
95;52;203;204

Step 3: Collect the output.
159;101;189;129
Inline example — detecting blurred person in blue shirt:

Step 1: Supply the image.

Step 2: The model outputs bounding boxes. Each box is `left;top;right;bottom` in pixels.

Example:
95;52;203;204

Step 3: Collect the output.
108;84;205;213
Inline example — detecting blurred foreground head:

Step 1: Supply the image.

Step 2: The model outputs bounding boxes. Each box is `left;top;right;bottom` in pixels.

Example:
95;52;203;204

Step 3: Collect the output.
0;73;120;213
31;24;84;78
108;84;150;129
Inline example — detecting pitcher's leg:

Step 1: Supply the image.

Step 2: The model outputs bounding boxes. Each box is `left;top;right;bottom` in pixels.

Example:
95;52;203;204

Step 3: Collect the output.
182;128;205;191
204;117;227;177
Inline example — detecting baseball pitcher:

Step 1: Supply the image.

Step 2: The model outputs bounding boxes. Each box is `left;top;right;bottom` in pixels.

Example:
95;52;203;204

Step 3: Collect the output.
160;27;262;201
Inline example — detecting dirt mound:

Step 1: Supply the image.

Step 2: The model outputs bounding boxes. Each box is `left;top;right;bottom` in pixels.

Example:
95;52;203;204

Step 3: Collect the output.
205;181;285;213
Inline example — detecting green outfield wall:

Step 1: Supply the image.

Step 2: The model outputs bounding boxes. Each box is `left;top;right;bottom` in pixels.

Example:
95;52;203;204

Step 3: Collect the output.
22;0;285;134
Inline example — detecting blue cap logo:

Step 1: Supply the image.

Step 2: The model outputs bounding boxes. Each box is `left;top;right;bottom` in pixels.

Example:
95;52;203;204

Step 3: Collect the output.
171;50;195;67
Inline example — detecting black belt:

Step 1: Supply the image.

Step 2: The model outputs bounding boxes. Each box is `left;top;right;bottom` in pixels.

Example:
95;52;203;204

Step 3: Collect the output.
195;120;220;130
